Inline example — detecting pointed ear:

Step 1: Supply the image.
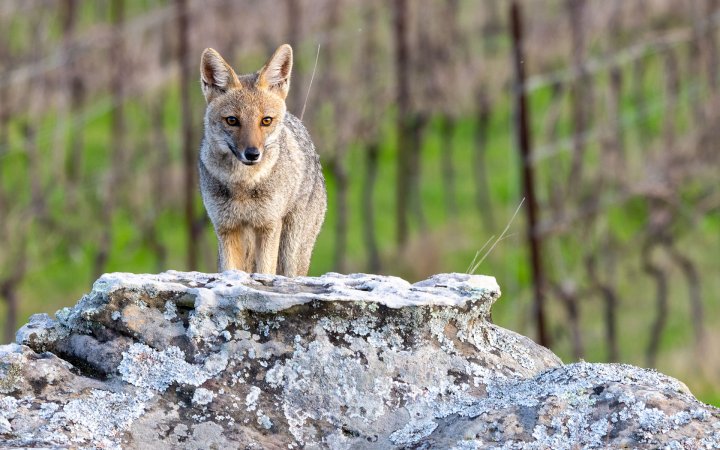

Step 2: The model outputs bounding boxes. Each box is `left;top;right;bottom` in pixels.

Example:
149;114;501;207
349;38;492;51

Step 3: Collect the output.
200;48;240;103
256;44;293;99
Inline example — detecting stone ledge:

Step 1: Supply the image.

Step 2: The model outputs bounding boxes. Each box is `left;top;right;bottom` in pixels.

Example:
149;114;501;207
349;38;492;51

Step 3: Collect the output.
1;271;717;449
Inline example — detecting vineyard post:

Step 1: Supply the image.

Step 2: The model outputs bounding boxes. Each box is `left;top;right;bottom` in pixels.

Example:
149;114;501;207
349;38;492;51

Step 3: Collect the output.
392;0;410;250
177;0;198;270
510;1;549;347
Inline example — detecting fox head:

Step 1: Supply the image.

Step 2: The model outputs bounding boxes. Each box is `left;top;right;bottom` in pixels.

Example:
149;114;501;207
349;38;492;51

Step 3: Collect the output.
200;45;292;167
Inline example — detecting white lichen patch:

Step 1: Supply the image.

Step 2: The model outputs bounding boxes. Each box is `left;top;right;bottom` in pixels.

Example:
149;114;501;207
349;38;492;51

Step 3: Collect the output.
163;300;177;320
451;440;485;450
119;344;226;391
192;388;215;406
256;410;273;429
0;396;18;433
204;349;229;375
348;315;376;336
0;417;11;434
390;420;439;445
0;395;19;416
48;388;153;449
245;386;261;411
38;402;60;419
186;288;232;341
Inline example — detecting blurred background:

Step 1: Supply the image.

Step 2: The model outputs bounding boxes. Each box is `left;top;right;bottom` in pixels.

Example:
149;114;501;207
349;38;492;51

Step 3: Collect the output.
0;0;718;404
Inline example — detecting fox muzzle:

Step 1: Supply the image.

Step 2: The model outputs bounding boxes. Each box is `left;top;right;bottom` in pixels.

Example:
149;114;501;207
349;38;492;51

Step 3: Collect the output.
242;147;261;165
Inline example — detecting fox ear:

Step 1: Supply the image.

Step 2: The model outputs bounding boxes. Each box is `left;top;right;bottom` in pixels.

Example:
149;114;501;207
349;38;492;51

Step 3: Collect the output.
256;44;293;99
200;48;240;103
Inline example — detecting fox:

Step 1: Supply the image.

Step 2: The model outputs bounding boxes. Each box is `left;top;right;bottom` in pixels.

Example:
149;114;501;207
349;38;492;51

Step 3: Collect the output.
198;44;327;277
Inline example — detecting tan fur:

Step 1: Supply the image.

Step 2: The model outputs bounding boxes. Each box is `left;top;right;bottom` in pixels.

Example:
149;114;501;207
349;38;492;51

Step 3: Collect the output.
198;45;327;277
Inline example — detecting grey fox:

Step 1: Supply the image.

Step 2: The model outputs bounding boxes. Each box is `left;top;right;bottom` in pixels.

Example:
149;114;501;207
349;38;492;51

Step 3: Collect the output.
198;44;327;277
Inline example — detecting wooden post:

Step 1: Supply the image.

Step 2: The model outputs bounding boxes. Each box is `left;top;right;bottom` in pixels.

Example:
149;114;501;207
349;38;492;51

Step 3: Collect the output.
510;1;549;347
393;0;410;250
566;0;589;192
62;0;86;212
361;0;382;273
177;0;198;270
93;0;124;279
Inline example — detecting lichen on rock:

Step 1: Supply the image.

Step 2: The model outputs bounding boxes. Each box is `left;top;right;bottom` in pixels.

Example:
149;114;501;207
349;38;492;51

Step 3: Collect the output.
118;343;226;391
0;270;717;449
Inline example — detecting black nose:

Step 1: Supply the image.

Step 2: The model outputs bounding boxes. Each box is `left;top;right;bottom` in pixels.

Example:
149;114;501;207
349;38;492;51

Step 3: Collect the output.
244;147;261;161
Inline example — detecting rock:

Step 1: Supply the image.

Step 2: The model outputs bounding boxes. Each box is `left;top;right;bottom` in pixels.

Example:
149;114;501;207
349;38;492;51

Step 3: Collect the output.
1;270;717;449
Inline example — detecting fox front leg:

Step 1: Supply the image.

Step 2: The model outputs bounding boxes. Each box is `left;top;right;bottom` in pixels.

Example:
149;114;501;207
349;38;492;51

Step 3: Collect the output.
254;223;282;275
218;227;252;272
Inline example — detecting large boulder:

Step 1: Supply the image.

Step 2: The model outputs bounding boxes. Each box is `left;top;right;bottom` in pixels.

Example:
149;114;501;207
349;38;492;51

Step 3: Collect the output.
1;271;718;449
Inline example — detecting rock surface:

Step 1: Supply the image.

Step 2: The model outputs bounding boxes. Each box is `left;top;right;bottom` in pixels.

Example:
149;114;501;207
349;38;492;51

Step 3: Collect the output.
0;270;717;449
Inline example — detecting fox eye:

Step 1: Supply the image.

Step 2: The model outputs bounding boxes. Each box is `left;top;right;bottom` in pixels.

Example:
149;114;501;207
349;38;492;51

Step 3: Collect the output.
261;116;273;127
225;116;239;126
